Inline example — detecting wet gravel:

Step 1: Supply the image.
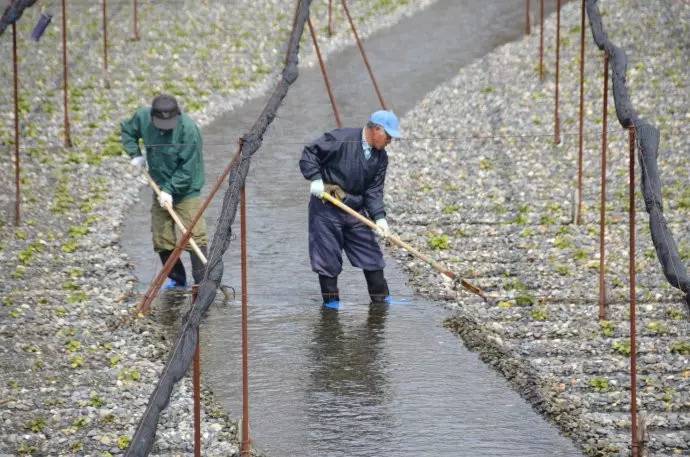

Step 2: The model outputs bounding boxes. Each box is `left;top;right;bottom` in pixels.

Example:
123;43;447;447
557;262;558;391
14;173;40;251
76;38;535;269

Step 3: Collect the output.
385;0;689;455
0;1;438;455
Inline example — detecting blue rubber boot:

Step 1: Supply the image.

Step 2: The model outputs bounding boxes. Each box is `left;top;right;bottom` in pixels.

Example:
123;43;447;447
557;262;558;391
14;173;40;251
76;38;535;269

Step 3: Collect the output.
384;296;412;305
162;278;186;290
323;299;342;310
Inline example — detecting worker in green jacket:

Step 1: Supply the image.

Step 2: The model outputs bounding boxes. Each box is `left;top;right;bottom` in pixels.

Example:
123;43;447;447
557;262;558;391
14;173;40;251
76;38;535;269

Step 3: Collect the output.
121;94;208;289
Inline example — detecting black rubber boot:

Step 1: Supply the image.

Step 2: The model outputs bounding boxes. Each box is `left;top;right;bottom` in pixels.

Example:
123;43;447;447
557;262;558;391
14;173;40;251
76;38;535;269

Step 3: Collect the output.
364;269;390;304
158;250;187;286
318;274;340;305
191;245;208;285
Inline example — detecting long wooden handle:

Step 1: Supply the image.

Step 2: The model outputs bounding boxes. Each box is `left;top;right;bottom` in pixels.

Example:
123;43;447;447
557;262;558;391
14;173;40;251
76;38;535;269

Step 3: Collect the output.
143;170;207;264
321;192;486;300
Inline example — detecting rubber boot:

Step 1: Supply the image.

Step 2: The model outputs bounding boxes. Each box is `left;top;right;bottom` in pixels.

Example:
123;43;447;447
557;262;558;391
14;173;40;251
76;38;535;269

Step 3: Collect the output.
364;269;390;305
319;274;341;310
158;250;187;287
191;245;208;285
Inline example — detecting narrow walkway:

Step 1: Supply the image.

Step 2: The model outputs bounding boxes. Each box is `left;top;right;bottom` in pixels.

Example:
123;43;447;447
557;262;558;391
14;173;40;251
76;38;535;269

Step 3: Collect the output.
123;1;582;455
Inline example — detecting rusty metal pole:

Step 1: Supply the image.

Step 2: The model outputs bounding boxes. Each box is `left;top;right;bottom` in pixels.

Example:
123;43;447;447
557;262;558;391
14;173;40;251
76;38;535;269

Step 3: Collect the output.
577;0;585;225
12;22;20;225
628;126;639;457
525;0;531;35
539;0;544;81
554;0;561;144
192;285;201;457
132;0;140;40
328;0;333;36
102;0;110;88
61;0;72;147
340;0;387;110
240;186;250;457
307;17;342;128
599;54;609;321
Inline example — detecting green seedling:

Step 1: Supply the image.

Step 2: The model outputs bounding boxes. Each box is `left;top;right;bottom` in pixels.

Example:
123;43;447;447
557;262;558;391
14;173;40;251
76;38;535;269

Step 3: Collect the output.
589;377;610;392
646;321;668;335
26;417;46;433
612;340;631;357
428;234;450;250
530;307;548;321
65;340;81;353
117;436;131;450
600;320;615;337
669;341;690;356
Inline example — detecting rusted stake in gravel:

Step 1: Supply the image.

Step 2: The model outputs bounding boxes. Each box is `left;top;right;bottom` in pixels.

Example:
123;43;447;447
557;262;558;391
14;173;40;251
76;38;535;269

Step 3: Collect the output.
328;0;333;36
307;16;342;128
340;0;387;110
102;0;110;88
525;0;530;35
553;0;561;144
598;53;609;320
12;22;20;225
192;285;201;457
136;141;242;315
132;0;139;40
577;0;585;225
628;126;639;457
539;0;544;81
61;0;72;147
240;186;251;457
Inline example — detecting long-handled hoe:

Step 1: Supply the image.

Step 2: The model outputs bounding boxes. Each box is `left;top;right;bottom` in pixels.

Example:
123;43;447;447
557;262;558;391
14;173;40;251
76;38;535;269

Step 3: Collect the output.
321;192;490;303
143;169;207;264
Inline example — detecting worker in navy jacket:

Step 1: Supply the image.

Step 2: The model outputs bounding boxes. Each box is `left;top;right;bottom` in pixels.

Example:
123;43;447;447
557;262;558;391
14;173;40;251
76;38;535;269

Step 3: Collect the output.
299;110;401;310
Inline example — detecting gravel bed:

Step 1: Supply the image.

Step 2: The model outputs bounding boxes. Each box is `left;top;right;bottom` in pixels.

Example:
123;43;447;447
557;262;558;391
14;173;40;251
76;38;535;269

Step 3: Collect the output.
385;0;688;455
0;1;439;455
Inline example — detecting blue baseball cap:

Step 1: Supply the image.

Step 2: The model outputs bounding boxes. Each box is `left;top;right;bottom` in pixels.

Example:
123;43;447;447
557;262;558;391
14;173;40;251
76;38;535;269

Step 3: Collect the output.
369;110;401;138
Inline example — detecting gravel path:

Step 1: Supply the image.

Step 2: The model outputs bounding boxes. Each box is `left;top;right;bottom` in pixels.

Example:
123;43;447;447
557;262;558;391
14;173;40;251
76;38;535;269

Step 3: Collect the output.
385;0;688;455
0;1;438;455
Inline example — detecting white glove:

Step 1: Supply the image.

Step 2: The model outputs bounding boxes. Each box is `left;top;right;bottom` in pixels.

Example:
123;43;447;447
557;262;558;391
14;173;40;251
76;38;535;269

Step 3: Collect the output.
310;179;325;198
375;218;390;238
130;155;146;171
158;191;173;208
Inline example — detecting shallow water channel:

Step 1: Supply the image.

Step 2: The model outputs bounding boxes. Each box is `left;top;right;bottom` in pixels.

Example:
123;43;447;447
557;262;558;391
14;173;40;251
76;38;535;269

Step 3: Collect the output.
122;0;583;455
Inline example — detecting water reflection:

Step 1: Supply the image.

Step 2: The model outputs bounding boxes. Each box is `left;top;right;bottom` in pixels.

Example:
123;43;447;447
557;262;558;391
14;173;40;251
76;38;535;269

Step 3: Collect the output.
306;304;394;454
152;290;189;328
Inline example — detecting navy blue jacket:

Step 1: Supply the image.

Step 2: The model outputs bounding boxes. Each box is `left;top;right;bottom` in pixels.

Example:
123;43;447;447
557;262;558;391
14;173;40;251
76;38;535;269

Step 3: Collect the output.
300;128;388;220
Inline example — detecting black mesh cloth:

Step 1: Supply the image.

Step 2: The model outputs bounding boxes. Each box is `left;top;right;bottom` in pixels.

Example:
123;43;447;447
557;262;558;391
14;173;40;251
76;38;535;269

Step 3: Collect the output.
587;0;690;310
0;0;39;36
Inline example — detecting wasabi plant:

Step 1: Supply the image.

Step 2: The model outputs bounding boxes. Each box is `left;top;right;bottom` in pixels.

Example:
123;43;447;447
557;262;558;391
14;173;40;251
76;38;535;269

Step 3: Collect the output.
669;341;690;356
428;234;450;250
646;321;668;336
600;320;615;337
612;340;631;357
26;417;46;433
442;204;460;214
65;340;81;353
530;307;548;321
117;436;131;450
666;308;685;321
589;377;610;392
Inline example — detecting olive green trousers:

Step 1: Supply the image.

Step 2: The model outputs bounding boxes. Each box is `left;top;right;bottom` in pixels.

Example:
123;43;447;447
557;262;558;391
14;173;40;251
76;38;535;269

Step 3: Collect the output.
150;194;208;252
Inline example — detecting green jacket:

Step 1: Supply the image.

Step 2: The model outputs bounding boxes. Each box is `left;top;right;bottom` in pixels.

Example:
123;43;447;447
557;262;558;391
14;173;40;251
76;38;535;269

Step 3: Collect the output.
121;107;204;201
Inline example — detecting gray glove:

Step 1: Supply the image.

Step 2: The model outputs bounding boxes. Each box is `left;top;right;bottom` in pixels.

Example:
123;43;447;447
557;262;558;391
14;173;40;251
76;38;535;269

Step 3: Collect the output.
324;183;346;200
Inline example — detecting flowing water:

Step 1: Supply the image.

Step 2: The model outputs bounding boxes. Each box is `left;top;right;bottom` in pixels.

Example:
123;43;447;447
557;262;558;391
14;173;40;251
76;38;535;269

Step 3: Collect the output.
122;1;582;455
